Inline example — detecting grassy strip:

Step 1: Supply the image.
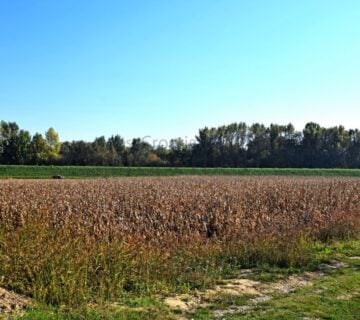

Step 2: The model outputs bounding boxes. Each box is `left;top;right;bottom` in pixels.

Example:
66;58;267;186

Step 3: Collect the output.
11;240;360;320
0;222;317;307
12;297;174;320
191;240;360;320
1;165;360;178
223;243;360;320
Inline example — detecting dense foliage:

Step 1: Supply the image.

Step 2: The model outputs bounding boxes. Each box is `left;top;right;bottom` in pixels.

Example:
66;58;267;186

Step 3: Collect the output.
1;120;360;167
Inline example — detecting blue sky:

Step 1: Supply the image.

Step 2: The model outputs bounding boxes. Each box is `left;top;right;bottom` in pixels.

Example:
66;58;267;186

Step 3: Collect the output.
0;0;359;143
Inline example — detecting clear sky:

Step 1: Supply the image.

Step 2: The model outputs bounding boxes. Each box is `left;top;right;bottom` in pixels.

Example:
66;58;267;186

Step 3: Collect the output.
0;0;359;143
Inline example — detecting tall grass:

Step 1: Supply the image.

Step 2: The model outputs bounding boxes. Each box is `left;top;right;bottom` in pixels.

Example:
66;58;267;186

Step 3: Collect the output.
1;221;358;307
0;222;316;306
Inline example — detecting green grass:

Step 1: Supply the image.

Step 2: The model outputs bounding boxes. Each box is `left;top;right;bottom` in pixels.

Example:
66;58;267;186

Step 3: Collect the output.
12;303;174;320
190;240;360;320
226;258;360;319
11;296;174;320
0;165;360;178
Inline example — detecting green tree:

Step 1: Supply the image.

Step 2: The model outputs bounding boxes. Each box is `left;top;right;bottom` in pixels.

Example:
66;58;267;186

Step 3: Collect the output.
45;128;61;162
193;127;219;167
302;122;324;167
127;138;152;166
247;123;270;167
169;138;191;166
0;122;31;164
347;129;360;168
29;133;50;164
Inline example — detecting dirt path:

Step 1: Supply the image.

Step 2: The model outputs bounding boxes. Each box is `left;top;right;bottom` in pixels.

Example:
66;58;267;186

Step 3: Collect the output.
0;287;31;316
164;260;348;319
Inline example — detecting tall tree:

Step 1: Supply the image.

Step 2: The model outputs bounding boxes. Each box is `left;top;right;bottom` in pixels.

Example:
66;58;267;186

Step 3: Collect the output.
45;128;61;163
169;138;191;166
302;122;324;167
29;133;50;164
247;123;270;167
346;129;360;168
0;122;31;164
127;138;152;166
193;127;219;167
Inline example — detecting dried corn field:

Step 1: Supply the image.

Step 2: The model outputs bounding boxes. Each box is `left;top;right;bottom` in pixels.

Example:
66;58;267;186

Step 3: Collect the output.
0;176;359;242
0;176;359;307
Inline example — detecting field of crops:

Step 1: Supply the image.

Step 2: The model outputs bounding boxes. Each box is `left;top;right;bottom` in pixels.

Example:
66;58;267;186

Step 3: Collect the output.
0;176;359;311
1;177;360;241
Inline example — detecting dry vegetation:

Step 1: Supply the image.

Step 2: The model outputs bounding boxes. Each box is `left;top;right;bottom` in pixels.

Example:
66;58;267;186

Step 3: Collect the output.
0;177;359;308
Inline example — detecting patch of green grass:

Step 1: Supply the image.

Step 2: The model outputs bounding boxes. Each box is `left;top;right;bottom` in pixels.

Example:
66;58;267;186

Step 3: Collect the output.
245;269;288;283
196;241;360;320
242;240;360;283
12;308;173;320
117;296;162;309
1;165;360;178
187;293;256;319
230;260;360;319
313;239;360;261
11;298;174;320
187;308;213;320
209;293;253;309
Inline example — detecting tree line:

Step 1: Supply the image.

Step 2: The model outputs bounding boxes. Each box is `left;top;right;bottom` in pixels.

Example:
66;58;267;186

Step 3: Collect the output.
0;120;359;168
